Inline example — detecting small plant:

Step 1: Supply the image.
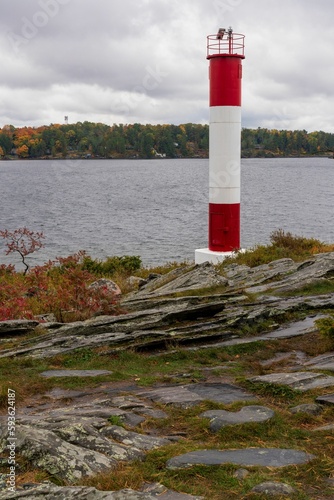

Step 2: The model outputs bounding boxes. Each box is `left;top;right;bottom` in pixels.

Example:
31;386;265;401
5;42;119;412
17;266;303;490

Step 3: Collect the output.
315;315;334;346
108;415;124;426
0;227;45;275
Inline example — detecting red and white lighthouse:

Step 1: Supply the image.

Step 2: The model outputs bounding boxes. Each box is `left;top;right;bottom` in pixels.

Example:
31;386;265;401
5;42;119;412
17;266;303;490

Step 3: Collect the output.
195;27;245;264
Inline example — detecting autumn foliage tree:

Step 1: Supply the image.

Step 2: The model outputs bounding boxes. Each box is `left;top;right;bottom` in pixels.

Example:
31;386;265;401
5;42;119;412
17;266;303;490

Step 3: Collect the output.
2;121;334;160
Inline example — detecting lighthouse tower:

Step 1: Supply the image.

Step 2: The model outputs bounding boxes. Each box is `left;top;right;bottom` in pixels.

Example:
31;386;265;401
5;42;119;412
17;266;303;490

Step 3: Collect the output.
195;27;245;264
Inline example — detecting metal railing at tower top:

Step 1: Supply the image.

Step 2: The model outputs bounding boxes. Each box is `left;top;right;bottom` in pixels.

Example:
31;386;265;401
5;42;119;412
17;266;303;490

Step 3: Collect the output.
207;29;245;58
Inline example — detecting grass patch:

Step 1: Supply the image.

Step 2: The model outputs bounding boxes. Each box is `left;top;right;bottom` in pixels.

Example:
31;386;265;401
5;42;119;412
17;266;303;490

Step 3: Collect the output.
0;357;52;409
79;403;334;499
241;380;302;402
279;279;334;297
0;329;330;408
217;229;334;270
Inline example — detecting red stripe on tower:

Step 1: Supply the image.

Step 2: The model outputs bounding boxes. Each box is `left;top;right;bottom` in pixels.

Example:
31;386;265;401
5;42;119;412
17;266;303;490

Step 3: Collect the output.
207;27;245;253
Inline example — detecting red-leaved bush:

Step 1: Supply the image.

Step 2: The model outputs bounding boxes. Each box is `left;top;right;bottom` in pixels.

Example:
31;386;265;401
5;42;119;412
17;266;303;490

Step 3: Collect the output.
0;250;121;322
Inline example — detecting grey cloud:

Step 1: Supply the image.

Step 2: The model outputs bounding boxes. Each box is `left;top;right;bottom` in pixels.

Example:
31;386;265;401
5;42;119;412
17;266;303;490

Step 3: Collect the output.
0;0;334;130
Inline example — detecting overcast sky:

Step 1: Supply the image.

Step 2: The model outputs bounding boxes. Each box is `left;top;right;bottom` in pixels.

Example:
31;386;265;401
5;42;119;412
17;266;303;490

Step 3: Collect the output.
1;0;333;132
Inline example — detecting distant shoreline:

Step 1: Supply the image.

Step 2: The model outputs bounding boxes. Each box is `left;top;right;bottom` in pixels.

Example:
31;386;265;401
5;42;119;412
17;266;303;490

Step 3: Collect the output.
1;155;333;161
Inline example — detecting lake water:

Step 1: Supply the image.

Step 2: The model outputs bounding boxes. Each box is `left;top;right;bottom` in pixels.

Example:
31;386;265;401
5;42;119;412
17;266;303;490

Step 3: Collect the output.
1;157;334;268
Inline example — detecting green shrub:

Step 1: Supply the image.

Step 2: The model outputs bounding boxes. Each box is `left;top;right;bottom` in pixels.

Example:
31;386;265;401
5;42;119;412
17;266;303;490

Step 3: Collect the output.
269;228;322;251
315;315;334;345
82;255;141;276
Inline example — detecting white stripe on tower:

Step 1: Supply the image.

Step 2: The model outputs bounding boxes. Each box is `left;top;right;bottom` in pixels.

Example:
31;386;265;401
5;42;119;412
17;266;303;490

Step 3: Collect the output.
209;106;241;205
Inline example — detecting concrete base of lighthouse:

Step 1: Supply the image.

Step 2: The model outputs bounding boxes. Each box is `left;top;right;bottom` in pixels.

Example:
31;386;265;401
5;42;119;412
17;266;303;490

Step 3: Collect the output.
195;248;245;265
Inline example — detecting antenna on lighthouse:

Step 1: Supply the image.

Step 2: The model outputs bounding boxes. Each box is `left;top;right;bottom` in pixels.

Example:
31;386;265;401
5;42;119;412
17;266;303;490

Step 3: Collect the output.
195;29;245;264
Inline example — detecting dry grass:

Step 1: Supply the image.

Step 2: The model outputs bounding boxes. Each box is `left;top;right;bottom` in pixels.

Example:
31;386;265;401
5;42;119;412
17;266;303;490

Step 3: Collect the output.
218;229;334;270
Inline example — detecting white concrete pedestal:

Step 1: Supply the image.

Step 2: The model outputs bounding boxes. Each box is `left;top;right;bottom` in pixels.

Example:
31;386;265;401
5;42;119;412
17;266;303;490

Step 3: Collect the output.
195;248;244;265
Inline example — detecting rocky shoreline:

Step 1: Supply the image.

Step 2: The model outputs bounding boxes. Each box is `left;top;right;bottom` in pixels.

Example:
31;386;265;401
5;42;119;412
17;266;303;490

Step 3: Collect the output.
1;253;334;498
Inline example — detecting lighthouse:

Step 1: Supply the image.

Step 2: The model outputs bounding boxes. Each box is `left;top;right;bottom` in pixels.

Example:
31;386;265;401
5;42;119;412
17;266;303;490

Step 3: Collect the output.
195;27;245;264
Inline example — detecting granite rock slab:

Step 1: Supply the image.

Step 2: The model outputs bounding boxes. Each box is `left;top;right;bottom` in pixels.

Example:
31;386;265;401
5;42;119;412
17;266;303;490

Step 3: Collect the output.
40;369;112;378
50;421;144;461
134;262;228;297
251;481;296;496
316;393;334;405
41;406;145;428
200;405;275;431
304;352;334;371
0;483;204;499
312;423;334;431
167;448;315;469
0;319;39;335
290;404;323;415
261;316;322;340
137;383;255;408
0;424;115;482
250;371;334;391
101;425;174;450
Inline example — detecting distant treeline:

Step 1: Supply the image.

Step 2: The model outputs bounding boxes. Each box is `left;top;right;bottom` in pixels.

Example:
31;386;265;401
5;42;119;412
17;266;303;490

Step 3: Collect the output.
0;122;333;160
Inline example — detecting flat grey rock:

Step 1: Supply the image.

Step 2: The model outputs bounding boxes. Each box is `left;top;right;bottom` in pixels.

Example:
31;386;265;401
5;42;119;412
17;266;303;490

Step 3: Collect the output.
167;448;314;469
290;404;323;415
250;371;334;391
50;421;144;461
16;415;109;430
0;319;39;335
251;481;296;496
233;468;250;480
153;492;202;499
101;425;173;450
244;253;334;294
200;405;275;431
43;387;91;399
110;396;147;409
135;408;168;419
139;482;203;499
0;425;115;482
262;316;322;340
312;423;334;431
316;393;334;405
40;370;112;378
0;485;155;499
45;406;123;419
260;351;307;367
137;383;255;408
135;262;228;297
305;352;334;371
0;483;203;499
